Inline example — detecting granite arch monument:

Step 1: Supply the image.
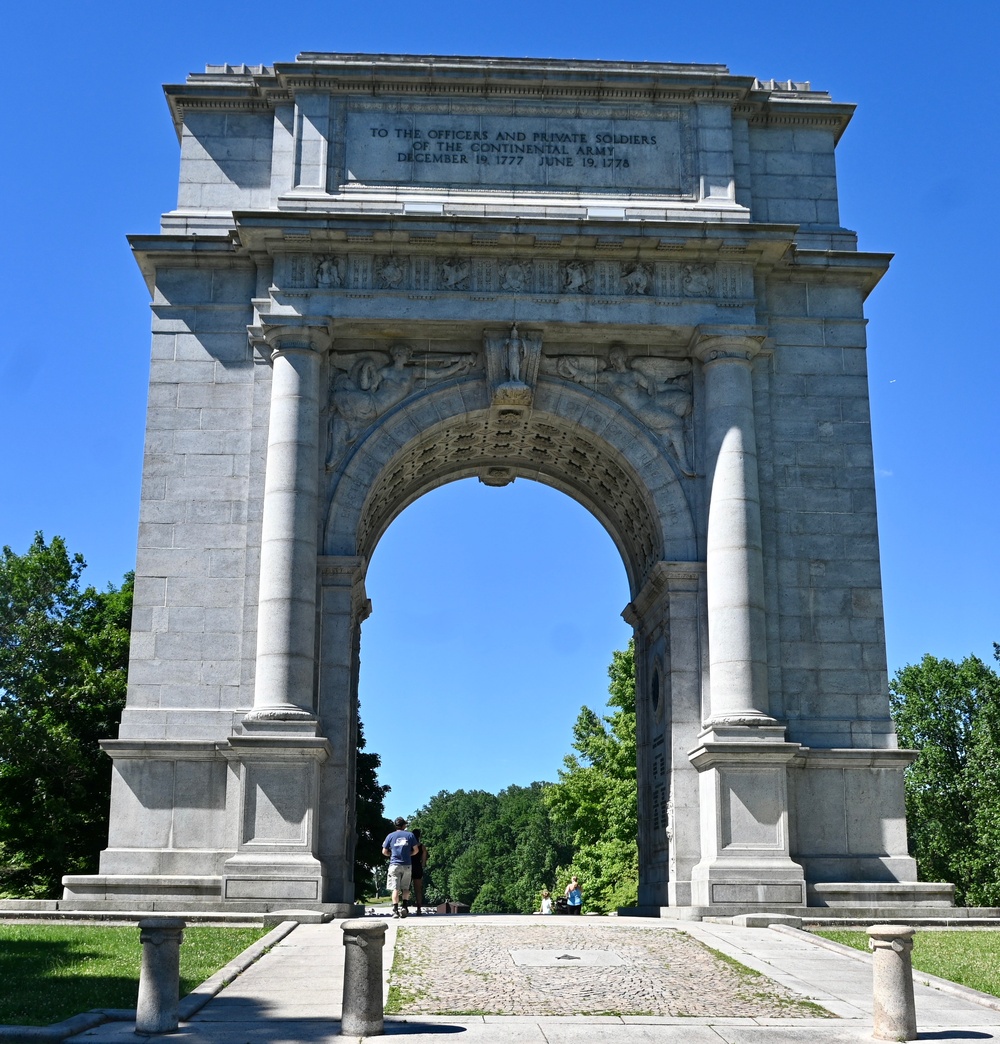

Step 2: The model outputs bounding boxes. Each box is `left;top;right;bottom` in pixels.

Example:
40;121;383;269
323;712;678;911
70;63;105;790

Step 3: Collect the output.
62;53;951;916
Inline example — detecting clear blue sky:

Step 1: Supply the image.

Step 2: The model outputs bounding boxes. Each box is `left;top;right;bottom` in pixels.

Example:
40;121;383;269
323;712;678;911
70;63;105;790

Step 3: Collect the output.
2;1;997;816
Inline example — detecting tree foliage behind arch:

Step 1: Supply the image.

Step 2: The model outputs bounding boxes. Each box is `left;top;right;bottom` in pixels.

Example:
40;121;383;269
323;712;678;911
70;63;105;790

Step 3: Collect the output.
890;646;1000;906
0;534;132;897
408;642;639;914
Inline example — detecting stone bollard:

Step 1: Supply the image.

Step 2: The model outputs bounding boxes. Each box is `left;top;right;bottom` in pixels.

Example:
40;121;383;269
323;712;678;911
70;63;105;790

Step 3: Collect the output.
867;924;917;1042
135;918;186;1035
341;919;387;1036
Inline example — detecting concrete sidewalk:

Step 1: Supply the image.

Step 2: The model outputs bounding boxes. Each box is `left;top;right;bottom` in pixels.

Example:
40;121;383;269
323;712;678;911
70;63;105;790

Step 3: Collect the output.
64;916;1000;1043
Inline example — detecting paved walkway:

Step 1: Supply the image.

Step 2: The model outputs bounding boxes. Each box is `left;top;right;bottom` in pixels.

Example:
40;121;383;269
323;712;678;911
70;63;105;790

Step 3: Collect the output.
65;915;1000;1043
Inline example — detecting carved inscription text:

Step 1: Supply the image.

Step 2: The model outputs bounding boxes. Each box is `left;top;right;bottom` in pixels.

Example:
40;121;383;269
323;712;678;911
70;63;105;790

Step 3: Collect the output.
345;112;688;192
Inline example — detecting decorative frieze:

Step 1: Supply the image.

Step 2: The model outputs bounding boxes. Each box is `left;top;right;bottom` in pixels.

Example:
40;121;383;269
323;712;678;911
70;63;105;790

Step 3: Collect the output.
283;253;751;301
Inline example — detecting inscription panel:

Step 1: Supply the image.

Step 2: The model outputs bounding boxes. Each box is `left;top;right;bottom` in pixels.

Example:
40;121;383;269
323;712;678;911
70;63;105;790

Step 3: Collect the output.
344;110;692;194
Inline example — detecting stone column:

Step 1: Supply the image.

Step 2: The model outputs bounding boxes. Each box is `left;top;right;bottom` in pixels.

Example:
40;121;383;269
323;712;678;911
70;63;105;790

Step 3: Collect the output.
316;556;371;903
692;326;772;727
223;324;332;905
135;918;185;1035
246;330;327;722
688;327;805;910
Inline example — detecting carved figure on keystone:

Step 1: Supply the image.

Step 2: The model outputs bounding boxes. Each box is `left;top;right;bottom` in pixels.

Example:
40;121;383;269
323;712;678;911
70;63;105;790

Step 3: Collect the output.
504;324;526;384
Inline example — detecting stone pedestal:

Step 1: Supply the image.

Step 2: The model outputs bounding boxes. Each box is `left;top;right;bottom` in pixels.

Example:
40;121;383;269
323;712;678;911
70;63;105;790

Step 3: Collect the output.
341;919;387;1036
868;925;918;1041
221;732;330;902
689;732;805;907
136;918;185;1035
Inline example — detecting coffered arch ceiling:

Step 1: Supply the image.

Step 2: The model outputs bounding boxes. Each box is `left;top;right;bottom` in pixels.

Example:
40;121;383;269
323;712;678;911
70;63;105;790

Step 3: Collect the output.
323;377;697;596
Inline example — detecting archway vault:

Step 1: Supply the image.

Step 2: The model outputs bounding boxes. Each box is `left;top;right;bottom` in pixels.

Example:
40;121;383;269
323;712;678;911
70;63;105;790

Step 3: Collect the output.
323;374;699;596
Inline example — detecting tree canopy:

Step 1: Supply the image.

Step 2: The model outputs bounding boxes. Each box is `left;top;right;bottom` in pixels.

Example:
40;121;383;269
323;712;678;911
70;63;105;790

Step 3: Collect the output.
545;641;638;912
890;646;1000;906
409;783;573;913
0;534;132;897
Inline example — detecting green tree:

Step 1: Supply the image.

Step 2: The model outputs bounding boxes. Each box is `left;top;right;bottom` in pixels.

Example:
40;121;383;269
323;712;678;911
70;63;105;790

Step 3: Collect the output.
890;646;1000;906
353;712;392;899
545;641;638;912
411;784;570;913
0;534;132;897
410;788;500;907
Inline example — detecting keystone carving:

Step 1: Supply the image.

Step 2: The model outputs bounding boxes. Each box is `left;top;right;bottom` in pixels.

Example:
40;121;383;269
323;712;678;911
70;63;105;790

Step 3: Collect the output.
484;323;542;406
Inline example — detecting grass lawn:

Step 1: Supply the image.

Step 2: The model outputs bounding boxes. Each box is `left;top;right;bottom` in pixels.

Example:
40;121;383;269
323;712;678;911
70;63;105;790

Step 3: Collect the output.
0;924;268;1027
814;930;1000;999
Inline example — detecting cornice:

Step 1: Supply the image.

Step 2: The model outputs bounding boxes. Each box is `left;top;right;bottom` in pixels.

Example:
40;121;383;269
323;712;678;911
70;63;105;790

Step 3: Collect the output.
164;53;852;140
783;248;893;297
128;233;241;295
230;213;798;265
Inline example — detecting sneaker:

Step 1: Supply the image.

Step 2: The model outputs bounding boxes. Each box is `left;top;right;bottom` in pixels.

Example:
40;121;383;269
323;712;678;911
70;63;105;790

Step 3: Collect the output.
399;905;408;918
392;904;399;918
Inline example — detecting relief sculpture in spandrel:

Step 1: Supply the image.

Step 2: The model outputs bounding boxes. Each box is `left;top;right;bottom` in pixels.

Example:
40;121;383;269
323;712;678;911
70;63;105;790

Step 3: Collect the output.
326;345;477;469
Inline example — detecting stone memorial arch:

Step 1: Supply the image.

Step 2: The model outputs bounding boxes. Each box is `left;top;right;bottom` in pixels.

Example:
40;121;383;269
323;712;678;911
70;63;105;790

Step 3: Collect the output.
63;53;951;915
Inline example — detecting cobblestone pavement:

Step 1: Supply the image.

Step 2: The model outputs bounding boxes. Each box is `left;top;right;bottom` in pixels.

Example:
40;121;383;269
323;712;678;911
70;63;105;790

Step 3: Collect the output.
388;920;835;1018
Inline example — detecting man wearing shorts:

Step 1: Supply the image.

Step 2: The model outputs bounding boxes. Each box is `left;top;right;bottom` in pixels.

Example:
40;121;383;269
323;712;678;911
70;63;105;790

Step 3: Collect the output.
382;817;418;918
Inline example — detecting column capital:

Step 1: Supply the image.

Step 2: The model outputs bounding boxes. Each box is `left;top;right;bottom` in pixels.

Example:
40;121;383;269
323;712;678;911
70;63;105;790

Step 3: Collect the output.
248;316;334;359
689;325;767;365
318;555;371;620
624;560;706;625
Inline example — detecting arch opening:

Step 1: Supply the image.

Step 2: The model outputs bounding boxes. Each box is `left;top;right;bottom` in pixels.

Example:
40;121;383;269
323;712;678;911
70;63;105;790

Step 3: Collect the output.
356;475;633;846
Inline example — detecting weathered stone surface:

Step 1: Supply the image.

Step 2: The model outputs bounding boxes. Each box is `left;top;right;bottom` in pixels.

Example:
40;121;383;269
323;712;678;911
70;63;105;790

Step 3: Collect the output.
868;924;918;1041
341;919;387;1036
136;918;185;1034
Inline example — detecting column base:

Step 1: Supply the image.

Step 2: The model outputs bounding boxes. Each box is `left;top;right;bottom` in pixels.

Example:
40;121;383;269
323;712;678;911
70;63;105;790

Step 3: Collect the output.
242;706;318;727
691;859;806;907
689;728;806;910
223;731;330;904
222;854;327;903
